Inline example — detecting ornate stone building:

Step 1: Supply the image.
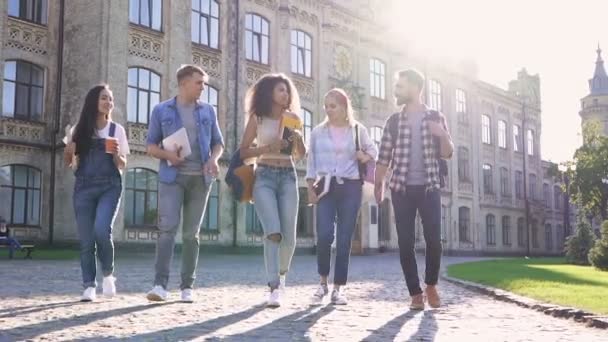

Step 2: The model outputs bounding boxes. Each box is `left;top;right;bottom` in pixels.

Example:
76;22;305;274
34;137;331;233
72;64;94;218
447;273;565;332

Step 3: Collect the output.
580;46;608;136
0;0;566;255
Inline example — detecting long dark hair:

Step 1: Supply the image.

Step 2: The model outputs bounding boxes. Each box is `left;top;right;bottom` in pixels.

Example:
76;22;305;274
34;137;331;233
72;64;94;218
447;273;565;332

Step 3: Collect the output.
245;73;300;118
73;84;112;156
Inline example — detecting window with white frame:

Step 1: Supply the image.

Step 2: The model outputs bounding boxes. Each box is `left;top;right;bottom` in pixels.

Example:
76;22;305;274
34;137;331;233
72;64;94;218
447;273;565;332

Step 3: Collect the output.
456;88;467;123
482;115;491;144
245;13;269;65
498;120;507;149
527;129;534;156
127;68;160;124
483;164;493;194
200;85;219;114
370;126;383;148
290;30;312;77
2;60;44;121
370;59;386;99
129;0;162;31
8;0;47;25
513;124;522;152
191;0;220;49
302;108;312;142
0;165;41;226
428;79;442;111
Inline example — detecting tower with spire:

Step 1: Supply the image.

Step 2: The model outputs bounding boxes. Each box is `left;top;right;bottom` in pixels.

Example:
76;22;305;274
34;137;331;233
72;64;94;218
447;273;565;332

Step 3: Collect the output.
580;45;608;137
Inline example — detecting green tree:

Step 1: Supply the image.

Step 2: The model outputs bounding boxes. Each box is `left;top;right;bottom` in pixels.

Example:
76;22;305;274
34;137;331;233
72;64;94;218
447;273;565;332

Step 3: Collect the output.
566;121;608;220
589;220;608;271
565;217;596;265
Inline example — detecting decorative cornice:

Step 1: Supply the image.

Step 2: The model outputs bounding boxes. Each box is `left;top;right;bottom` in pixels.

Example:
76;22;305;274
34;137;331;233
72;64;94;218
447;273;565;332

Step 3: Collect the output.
288;6;319;26
0;118;46;143
128;26;164;62
247;0;279;11
192;47;222;79
5;18;48;55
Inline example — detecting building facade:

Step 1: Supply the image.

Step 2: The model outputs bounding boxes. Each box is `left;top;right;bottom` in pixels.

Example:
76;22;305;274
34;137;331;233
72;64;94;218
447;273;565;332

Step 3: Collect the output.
580;46;608;137
0;0;566;255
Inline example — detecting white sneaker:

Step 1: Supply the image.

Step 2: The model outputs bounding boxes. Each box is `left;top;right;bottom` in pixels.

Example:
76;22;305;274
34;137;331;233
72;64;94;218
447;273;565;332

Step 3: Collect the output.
312;284;328;305
279;274;286;292
146;285;168;301
81;287;96;302
331;288;347;305
266;289;281;308
181;288;194;303
102;276;116;297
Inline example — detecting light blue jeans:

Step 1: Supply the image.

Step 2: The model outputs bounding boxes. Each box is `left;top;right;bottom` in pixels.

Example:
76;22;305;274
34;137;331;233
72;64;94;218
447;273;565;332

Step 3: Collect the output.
253;165;299;290
73;177;122;288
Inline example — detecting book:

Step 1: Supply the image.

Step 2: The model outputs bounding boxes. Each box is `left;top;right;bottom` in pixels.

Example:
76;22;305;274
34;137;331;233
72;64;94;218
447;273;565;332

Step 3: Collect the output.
282;115;303;130
312;174;332;201
280;128;295;155
162;127;192;166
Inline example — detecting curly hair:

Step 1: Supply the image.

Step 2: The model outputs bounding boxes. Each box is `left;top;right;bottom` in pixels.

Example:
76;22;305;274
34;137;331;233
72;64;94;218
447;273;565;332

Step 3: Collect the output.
245;73;301;118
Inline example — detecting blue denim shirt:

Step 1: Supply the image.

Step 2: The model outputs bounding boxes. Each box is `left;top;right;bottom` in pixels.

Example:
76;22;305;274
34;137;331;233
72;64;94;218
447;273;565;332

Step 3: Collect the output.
146;97;224;183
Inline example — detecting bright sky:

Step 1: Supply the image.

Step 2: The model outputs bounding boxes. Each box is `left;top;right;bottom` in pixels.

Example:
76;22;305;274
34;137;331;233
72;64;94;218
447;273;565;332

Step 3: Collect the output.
376;0;607;163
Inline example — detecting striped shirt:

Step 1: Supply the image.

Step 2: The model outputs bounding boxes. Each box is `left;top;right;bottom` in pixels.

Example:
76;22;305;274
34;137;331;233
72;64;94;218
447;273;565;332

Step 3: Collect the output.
306;121;378;181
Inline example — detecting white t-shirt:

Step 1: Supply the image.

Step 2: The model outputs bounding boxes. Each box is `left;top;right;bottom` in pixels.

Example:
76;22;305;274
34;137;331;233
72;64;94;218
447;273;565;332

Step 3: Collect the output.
95;121;130;156
66;121;130;156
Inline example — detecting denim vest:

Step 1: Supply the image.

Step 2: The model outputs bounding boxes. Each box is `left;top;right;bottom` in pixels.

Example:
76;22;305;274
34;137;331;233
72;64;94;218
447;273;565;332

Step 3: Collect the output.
75;122;121;180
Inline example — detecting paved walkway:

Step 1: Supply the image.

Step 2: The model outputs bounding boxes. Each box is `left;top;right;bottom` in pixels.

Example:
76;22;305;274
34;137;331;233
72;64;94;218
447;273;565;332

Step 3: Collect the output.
1;253;606;341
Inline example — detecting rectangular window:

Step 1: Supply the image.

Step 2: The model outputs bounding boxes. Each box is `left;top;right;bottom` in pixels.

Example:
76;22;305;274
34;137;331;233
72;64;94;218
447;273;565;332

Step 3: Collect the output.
498;120;507;149
428;79;442;111
482;115;491;144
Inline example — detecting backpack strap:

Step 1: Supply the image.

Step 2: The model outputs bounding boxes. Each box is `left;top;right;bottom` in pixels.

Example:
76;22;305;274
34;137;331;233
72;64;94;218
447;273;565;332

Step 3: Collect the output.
388;113;400;147
109;122;117;137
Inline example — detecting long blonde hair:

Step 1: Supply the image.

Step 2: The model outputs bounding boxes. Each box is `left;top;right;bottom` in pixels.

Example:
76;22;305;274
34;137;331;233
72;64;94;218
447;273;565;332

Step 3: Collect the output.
322;88;356;126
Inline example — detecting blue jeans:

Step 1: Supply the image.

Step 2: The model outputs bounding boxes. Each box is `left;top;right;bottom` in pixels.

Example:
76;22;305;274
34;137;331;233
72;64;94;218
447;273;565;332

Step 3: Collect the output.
154;175;211;290
73;177;122;288
316;179;362;285
253;165;299;290
0;237;22;258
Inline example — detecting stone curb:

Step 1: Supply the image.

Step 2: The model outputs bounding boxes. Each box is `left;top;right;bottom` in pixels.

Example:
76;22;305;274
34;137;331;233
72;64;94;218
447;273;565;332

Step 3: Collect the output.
441;273;608;330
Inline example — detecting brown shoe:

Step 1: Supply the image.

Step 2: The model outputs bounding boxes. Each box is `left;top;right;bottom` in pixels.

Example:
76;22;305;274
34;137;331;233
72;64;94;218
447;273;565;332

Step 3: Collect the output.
425;285;441;308
409;294;425;310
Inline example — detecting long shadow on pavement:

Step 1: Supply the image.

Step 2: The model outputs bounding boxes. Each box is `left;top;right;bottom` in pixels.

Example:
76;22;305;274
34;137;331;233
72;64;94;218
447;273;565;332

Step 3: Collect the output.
2;302;176;341
407;310;438;341
361;309;422;341
221;305;336;341
0;300;86;319
71;304;266;341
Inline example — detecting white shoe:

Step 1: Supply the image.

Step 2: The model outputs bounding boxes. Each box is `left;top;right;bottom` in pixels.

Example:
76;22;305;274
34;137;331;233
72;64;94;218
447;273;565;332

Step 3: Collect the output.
312;284;328;305
279;274;286;292
331;288;348;305
102;276;116;297
181;288;194;303
266;289;281;308
146;285;168;301
81;287;96;302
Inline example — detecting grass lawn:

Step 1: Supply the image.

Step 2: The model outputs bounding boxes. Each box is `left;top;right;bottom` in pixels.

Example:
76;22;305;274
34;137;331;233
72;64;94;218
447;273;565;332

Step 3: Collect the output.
447;258;608;315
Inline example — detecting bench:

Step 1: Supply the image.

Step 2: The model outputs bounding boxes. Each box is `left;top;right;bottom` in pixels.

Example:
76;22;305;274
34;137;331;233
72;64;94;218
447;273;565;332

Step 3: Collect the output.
0;244;35;259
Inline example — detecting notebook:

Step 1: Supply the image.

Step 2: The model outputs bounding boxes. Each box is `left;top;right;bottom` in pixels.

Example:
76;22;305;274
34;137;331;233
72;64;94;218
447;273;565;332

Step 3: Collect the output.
162;127;192;166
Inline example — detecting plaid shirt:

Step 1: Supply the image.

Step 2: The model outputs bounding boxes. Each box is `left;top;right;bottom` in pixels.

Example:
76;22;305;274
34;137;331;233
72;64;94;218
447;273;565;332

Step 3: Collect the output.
377;106;443;193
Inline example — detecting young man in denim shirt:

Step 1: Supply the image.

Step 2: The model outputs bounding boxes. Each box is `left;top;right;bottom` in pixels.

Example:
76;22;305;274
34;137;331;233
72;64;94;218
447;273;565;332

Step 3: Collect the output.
145;65;224;303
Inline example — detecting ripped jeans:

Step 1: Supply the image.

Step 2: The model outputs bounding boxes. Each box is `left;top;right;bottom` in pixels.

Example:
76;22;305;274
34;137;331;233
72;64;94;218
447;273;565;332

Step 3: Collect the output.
253;165;299;290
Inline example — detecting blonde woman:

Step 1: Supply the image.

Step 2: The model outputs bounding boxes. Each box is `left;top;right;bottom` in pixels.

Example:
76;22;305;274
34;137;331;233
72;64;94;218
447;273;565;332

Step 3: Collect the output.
239;73;306;307
306;88;377;305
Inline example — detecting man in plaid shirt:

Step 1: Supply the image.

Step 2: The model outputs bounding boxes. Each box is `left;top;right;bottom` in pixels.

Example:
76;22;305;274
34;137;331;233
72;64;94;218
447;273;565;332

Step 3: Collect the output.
375;69;454;310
